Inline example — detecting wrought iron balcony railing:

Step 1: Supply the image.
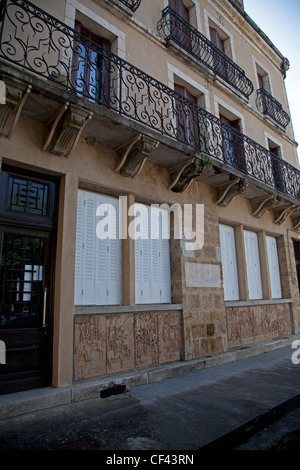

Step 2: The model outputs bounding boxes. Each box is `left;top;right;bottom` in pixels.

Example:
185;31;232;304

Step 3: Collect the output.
0;0;299;201
157;6;254;99
257;88;290;129
118;0;141;12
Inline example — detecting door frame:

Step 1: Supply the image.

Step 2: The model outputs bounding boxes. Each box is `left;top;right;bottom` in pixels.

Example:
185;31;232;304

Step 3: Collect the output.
0;165;59;393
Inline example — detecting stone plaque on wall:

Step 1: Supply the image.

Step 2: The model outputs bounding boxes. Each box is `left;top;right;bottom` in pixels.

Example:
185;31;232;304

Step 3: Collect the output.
185;262;221;288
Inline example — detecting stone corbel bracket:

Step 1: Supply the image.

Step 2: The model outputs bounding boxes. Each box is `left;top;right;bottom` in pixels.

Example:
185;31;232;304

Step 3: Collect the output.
114;134;158;177
0;78;31;138
215;178;248;207
291;216;300;231
251;194;281;218
273;204;298;225
43;103;93;157
168;158;204;193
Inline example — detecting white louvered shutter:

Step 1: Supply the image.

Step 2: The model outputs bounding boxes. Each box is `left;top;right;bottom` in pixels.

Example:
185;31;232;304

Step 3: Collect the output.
244;230;263;300
158;207;171;303
150;206;160;302
83;191;97;304
266;235;282;299
74;190;121;305
106;195;122;304
135;204;171;304
135;204;151;303
74;190;85;305
219;224;239;301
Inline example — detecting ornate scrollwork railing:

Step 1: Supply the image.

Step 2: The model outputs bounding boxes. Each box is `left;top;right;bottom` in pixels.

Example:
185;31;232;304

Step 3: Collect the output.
0;0;299;200
157;6;254;99
257;88;290;128
118;0;141;12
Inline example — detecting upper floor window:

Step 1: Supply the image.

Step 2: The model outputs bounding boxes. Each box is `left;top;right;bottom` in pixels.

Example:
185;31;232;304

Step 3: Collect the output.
169;0;190;21
73;21;110;104
174;83;199;145
208;21;233;60
218;106;245;172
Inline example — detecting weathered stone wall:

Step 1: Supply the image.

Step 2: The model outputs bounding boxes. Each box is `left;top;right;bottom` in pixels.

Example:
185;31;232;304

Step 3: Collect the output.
226;303;292;348
74;310;181;381
171;211;228;361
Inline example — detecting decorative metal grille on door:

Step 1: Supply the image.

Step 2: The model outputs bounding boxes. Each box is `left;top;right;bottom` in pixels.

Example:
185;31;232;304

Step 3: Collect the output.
0;234;45;329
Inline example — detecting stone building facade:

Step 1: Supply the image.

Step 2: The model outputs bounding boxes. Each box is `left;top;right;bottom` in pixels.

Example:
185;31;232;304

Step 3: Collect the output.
0;0;299;394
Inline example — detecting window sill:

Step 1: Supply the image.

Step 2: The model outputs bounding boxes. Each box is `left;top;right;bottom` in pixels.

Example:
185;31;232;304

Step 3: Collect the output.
225;298;292;308
74;303;183;315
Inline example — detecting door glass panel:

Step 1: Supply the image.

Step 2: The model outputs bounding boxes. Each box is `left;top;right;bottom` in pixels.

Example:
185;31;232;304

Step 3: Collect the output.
7;176;49;216
0;233;45;329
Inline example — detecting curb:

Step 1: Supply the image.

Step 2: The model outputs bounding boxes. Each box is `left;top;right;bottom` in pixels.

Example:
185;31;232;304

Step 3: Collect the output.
200;392;300;449
1;334;299;421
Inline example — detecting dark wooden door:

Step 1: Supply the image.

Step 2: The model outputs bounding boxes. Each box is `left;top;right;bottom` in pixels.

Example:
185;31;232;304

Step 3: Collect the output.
0;167;58;395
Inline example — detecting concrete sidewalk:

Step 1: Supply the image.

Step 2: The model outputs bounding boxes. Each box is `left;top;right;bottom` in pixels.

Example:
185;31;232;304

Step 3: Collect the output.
0;334;300;450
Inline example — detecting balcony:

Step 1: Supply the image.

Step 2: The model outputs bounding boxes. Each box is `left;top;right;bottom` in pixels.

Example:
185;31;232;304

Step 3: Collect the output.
157;6;254;99
0;0;299;223
257;88;290;129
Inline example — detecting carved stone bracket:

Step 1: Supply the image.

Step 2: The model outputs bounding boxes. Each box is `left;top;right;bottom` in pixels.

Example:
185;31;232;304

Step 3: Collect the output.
291;216;300;231
0;77;31;138
215;178;248;207
168;158;204;193
43;103;93;157
273;204;298;225
114;134;158;177
251;194;281;218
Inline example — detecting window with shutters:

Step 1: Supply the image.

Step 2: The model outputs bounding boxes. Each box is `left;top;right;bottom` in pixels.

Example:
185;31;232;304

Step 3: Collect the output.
72;21;110;105
74;190;122;305
174;83;200;146
134;204;171;304
244;230;263;300
266;236;282;299
219;224;239;301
